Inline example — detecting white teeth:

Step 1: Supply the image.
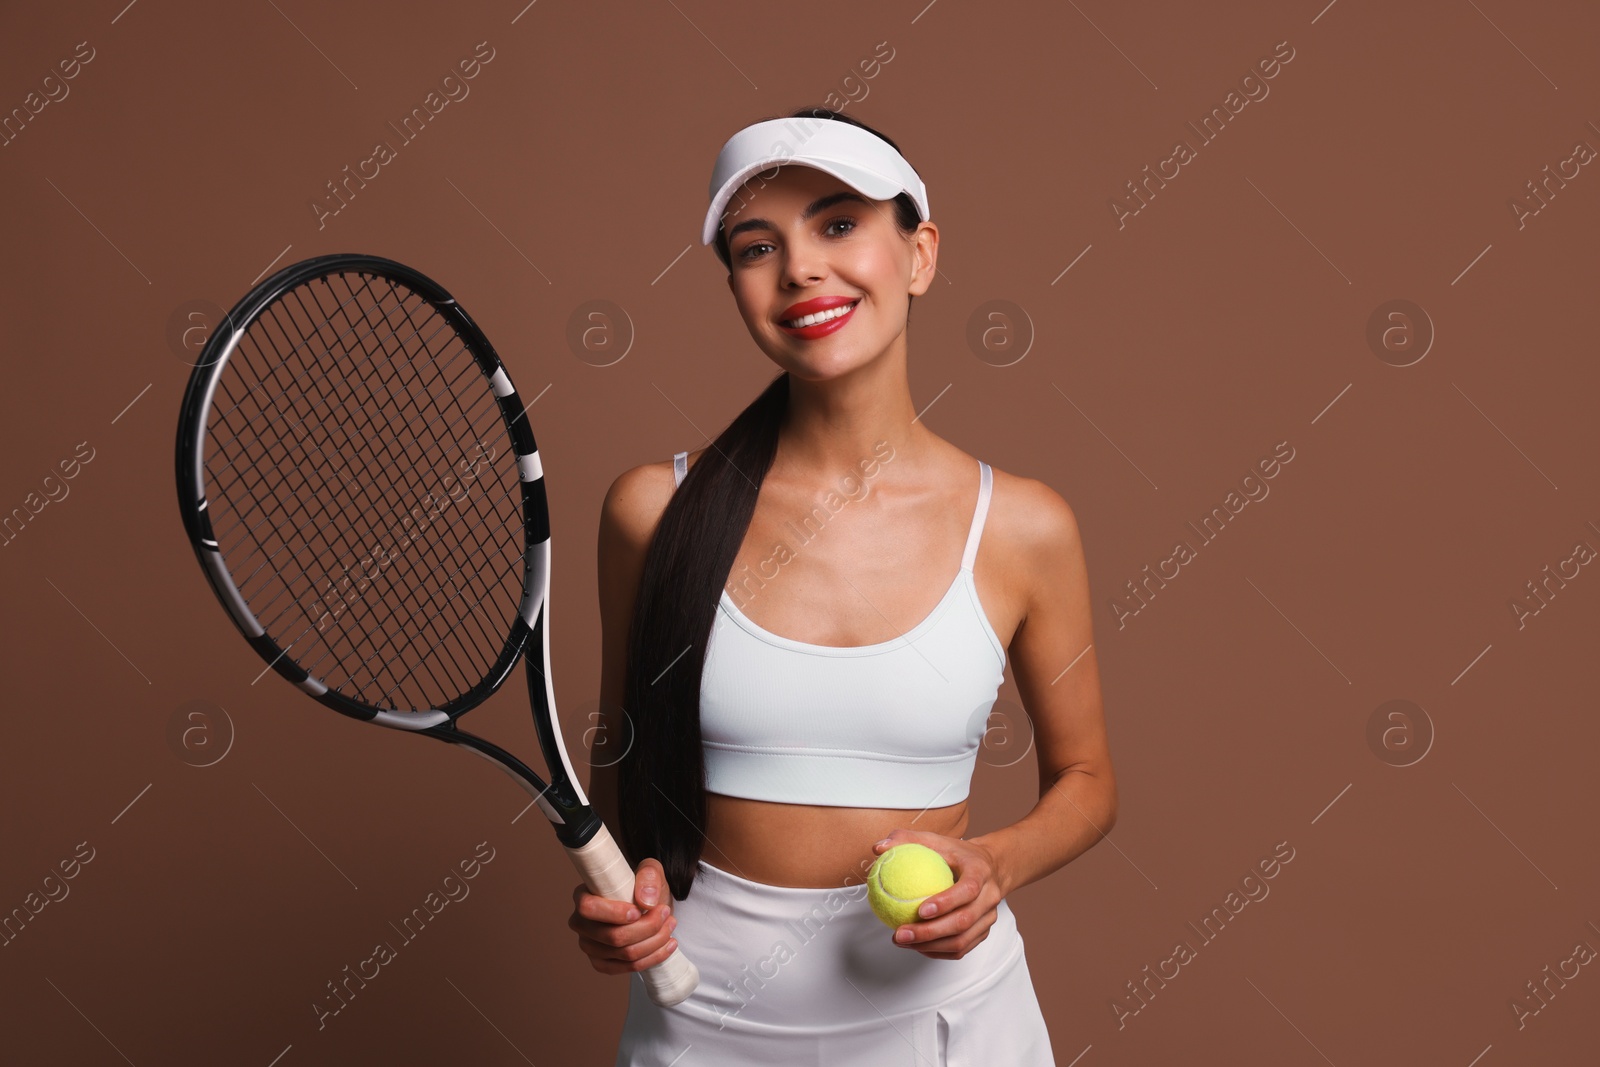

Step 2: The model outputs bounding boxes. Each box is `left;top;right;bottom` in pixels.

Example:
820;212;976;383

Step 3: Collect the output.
782;300;857;328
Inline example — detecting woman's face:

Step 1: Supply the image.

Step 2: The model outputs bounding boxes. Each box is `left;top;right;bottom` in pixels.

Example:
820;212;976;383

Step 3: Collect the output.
721;164;936;377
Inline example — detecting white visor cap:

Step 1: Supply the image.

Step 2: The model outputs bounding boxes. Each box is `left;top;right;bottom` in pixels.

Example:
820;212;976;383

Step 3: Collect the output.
701;117;930;247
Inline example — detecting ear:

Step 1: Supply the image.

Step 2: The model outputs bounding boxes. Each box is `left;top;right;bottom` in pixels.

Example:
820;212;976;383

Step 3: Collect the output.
907;222;939;298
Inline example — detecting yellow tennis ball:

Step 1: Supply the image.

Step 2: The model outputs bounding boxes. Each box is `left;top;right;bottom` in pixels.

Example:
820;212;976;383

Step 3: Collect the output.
866;843;955;929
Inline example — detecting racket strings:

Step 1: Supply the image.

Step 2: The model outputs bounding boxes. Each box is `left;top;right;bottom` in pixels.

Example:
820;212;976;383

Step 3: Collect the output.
304;275;533;695
212;280;455;507
229;387;526;711
208;276;474;514
209;309;519;633
212;289;468;639
274;275;522;703
203;270;529;712
216;279;515;703
207;288;445;678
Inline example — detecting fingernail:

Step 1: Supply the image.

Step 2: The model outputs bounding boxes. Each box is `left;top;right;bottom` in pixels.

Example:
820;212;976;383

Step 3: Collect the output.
874;838;890;849
919;902;937;918
895;928;913;943
641;886;658;904
663;905;672;918
625;908;640;922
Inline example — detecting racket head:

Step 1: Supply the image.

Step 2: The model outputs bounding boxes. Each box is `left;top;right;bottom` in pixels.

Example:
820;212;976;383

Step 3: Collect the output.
174;253;548;729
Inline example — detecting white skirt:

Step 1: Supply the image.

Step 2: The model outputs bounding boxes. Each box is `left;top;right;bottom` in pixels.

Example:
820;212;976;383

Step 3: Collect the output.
612;858;1056;1066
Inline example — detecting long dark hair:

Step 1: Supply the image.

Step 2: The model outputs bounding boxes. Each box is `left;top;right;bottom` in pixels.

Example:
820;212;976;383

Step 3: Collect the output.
615;106;927;900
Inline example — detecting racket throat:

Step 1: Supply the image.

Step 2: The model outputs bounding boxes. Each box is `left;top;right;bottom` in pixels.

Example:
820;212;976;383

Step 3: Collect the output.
425;725;601;846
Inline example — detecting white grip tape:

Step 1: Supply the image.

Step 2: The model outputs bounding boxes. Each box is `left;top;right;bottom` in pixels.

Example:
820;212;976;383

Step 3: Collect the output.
563;823;700;1008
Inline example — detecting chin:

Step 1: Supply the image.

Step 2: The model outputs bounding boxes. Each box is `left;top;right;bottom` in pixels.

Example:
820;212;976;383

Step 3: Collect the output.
778;349;878;381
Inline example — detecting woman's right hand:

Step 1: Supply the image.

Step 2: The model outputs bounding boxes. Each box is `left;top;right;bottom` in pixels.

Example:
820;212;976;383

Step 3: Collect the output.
568;856;680;975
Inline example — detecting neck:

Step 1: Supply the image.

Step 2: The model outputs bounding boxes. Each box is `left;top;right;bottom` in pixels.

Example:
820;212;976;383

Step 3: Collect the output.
773;340;934;480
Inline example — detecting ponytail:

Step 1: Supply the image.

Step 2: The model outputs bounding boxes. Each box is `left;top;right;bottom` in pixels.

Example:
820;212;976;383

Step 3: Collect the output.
616;373;788;899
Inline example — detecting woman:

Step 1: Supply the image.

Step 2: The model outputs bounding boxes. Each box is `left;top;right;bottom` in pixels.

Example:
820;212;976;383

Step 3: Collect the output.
569;107;1117;1065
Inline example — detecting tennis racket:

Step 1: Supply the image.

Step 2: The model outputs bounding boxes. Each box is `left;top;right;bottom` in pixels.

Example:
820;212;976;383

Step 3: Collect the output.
174;252;698;1007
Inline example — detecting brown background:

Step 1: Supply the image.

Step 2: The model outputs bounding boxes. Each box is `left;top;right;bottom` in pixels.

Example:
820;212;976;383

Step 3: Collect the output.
3;0;1597;1063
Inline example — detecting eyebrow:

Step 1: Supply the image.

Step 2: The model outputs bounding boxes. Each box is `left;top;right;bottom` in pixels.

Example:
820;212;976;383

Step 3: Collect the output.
724;191;872;242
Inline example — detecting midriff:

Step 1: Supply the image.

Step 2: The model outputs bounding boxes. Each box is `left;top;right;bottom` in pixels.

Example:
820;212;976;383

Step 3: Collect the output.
702;792;970;888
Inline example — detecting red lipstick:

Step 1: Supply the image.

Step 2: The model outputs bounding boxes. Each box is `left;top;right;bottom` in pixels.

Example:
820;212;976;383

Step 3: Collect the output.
776;295;859;340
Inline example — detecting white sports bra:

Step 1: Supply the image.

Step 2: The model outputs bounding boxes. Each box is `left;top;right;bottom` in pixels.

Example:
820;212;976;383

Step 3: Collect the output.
673;451;1007;809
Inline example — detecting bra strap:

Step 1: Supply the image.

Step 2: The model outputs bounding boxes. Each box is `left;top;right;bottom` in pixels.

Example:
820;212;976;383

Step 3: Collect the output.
960;460;992;572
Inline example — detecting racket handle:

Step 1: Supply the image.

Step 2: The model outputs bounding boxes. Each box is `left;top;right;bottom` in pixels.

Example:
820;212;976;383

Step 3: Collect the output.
564;822;700;1008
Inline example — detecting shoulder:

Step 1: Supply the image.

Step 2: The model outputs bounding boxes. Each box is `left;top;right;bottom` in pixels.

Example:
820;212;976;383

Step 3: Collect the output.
599;449;705;547
600;459;674;550
982;462;1083;586
990;464;1079;543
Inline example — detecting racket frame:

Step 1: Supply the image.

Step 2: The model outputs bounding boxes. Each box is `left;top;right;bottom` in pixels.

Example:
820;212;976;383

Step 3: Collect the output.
174;253;700;1007
175;253;592;843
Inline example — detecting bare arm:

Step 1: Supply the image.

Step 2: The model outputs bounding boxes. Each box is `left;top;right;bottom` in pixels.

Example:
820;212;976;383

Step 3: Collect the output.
587;463;668;835
969;480;1117;897
565;462;681;977
864;477;1116;961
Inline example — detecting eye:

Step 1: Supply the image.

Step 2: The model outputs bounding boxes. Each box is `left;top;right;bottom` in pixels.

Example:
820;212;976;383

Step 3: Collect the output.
738;240;774;262
823;216;857;237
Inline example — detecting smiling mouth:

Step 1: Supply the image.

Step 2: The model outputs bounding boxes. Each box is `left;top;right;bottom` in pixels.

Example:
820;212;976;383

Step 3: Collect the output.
779;300;859;329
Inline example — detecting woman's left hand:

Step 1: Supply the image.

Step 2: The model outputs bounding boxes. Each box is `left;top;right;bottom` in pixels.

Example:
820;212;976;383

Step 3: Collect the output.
870;830;1008;960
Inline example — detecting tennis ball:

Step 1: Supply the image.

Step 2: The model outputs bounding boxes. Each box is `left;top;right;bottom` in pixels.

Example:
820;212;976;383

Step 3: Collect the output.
866;843;954;929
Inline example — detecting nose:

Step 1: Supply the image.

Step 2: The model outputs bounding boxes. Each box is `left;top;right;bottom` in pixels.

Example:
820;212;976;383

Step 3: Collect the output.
777;234;828;290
